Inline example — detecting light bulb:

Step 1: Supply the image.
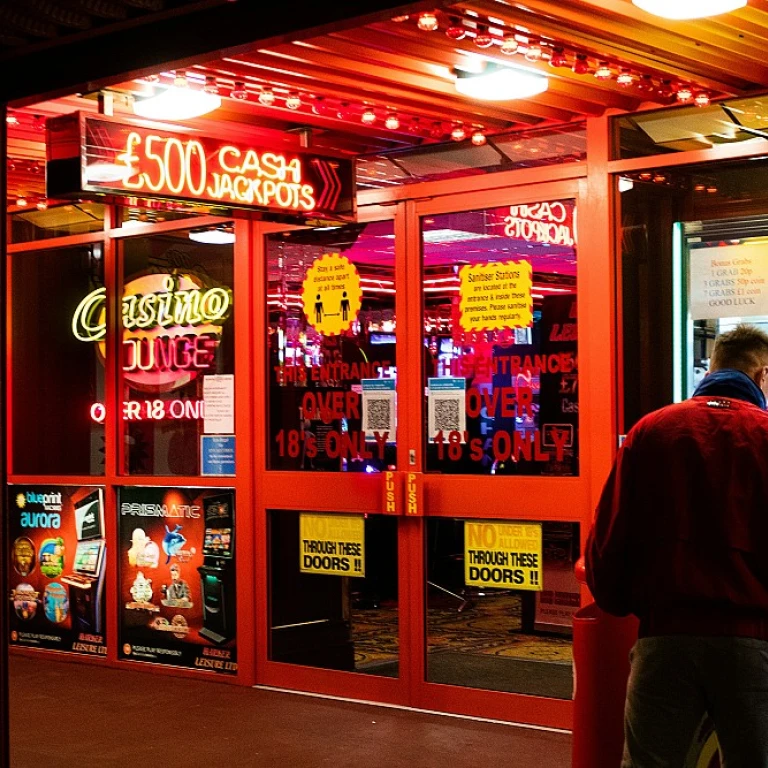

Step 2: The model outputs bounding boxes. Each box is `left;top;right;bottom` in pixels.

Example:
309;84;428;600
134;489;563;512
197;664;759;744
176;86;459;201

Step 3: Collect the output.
445;18;466;40
258;88;275;106
617;69;634;86
595;62;612;80
471;130;487;146
525;44;543;62
418;12;438;31
230;81;247;100
385;113;400;130
694;91;711;107
285;93;302;110
361;108;377;125
451;124;466;141
676;85;693;102
203;76;219;95
501;36;519;55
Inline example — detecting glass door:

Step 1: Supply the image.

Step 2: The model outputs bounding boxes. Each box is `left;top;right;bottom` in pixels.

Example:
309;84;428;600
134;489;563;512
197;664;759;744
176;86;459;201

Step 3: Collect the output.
256;209;408;703
408;181;587;728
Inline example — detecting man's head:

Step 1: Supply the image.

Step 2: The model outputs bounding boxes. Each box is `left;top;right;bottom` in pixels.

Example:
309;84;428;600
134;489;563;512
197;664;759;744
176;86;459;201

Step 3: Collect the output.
710;323;768;396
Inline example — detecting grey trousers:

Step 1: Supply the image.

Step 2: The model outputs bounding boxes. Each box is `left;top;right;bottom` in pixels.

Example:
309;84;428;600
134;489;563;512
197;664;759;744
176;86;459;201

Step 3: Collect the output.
622;635;768;768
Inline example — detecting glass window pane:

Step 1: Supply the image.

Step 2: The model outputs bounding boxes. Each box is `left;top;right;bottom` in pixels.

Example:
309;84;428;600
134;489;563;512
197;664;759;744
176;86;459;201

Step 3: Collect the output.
426;518;578;699
120;227;235;476
266;222;397;472
423;200;578;476
10;202;105;244
269;510;399;676
12;244;105;475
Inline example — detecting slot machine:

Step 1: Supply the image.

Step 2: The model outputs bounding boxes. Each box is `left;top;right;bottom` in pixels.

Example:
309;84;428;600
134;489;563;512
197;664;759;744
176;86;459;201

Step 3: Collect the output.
197;491;236;645
61;488;106;635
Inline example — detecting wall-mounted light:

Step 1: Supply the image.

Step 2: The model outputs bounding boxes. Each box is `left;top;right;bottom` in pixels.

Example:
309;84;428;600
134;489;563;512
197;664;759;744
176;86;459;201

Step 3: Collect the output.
132;86;222;120
632;0;746;19
454;63;548;101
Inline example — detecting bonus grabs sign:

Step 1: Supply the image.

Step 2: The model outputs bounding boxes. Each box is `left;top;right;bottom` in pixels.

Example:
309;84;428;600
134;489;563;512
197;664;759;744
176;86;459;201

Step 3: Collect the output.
47;113;355;221
72;272;232;392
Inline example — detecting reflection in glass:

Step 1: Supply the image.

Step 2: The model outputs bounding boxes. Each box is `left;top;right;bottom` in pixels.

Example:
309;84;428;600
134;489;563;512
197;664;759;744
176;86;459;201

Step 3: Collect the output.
422;201;578;476
269;510;399;676
266;222;397;472
120;228;235;475
426;518;578;699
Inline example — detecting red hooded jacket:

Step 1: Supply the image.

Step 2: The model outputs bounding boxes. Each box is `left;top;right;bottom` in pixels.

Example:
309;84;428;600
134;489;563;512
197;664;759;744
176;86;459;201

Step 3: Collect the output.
586;391;768;639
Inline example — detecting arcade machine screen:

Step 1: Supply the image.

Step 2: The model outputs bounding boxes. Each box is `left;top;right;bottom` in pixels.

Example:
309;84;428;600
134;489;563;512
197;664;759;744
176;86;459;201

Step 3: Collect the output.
198;492;236;645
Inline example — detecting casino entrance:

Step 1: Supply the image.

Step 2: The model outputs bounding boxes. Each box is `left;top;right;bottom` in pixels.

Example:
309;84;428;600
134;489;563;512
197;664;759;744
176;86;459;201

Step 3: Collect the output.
7;0;768;736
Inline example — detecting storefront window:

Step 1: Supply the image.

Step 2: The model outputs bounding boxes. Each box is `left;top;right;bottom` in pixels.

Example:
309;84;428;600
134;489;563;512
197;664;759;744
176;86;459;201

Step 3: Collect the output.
426;518;578;699
266;222;397;472
269;510;398;676
11;244;105;475
619;158;768;429
119;225;235;476
423;201;578;476
614;95;768;161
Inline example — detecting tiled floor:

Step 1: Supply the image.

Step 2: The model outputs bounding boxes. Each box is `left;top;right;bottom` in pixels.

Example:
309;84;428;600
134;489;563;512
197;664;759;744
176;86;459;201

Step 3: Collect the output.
9;654;571;768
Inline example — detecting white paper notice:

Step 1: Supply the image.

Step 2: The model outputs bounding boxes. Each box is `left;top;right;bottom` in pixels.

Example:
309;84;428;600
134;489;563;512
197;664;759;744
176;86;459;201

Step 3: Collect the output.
203;374;234;434
689;242;768;320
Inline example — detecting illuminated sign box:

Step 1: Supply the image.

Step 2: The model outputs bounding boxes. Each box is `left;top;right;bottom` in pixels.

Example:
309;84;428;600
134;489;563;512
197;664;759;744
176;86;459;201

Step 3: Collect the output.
46;112;356;222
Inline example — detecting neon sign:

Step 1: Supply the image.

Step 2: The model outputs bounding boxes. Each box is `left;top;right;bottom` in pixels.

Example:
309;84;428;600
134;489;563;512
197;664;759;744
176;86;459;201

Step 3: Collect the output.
503;202;576;246
90;399;205;422
72;273;232;392
47;113;355;220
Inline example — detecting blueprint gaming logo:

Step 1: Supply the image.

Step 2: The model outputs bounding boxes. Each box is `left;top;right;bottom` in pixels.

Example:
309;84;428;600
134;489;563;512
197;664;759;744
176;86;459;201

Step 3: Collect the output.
19;490;63;527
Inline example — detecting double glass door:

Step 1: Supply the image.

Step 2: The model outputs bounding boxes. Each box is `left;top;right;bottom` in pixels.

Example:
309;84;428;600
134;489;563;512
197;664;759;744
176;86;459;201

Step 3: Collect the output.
257;180;588;727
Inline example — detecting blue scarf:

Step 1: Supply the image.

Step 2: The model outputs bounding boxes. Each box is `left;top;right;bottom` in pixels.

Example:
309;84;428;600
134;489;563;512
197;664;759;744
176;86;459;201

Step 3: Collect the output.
693;368;766;410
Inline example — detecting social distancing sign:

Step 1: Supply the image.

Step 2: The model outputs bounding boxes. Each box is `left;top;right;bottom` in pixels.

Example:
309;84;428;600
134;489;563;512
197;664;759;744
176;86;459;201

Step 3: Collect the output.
464;521;542;591
299;513;365;577
301;253;362;336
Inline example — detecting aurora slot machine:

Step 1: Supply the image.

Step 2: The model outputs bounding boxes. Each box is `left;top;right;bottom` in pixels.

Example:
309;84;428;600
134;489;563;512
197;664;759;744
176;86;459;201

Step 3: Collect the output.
61;488;106;635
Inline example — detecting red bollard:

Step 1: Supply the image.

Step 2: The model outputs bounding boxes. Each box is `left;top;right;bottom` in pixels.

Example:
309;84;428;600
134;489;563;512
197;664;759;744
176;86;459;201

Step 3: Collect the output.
572;557;639;768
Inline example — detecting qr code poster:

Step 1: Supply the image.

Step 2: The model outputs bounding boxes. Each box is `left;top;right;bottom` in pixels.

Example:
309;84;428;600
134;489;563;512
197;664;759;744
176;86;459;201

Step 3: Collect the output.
428;377;467;443
361;378;396;440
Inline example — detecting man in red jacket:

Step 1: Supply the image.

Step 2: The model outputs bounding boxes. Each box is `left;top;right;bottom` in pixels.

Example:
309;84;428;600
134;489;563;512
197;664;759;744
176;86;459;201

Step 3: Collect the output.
586;323;768;767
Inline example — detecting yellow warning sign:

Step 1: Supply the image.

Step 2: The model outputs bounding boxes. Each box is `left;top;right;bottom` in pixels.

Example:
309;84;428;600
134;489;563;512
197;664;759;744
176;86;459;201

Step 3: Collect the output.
300;513;365;577
458;260;533;332
464;521;542;591
302;253;362;335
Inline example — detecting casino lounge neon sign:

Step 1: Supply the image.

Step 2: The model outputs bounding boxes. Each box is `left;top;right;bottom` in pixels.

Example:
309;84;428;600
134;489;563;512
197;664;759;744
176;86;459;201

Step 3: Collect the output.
503;202;576;246
72;272;232;393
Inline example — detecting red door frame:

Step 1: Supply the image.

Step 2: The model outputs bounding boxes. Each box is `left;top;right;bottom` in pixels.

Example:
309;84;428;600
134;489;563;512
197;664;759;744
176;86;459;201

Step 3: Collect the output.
249;145;612;730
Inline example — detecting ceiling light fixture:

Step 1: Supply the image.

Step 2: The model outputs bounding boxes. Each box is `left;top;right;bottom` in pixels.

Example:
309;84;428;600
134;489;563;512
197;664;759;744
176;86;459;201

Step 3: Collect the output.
189;226;235;245
632;0;746;19
361;108;377;125
132;86;222;120
454;63;548;101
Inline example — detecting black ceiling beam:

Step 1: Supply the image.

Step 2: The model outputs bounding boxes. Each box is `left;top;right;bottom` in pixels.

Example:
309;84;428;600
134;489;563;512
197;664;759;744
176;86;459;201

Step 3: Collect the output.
1;0;441;105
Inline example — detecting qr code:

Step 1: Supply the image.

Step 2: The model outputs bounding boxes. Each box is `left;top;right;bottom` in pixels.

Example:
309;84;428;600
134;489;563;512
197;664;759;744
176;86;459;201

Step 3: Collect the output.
433;398;461;433
365;398;392;431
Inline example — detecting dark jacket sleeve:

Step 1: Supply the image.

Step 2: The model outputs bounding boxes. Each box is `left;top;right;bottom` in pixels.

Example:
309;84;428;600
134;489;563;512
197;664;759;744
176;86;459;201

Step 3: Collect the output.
585;434;638;617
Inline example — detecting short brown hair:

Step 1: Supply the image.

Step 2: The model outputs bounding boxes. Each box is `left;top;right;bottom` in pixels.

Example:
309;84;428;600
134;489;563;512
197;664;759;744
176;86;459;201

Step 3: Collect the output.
710;323;768;374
